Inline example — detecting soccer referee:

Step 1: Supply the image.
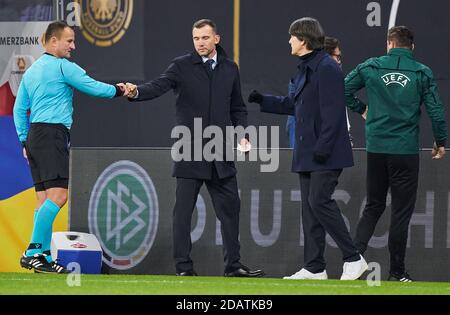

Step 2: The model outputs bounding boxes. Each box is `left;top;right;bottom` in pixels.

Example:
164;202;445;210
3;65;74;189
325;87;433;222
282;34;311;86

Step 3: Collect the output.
345;26;447;282
13;21;126;273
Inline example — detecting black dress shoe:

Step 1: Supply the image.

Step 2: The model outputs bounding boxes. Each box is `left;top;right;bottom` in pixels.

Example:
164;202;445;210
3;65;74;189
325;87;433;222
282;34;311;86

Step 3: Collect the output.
176;270;198;276
224;266;264;277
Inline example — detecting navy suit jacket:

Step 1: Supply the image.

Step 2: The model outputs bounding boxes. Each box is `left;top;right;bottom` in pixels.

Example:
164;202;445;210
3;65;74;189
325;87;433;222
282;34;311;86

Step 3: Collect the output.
130;46;248;179
261;50;353;172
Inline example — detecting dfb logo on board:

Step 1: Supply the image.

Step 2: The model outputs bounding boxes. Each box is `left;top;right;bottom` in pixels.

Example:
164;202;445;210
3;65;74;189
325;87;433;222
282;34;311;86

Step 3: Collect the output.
88;160;159;270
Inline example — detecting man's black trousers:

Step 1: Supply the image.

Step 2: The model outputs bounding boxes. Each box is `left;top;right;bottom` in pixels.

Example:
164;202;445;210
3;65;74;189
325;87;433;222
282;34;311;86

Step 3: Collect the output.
354;152;419;274
173;171;241;274
299;169;360;273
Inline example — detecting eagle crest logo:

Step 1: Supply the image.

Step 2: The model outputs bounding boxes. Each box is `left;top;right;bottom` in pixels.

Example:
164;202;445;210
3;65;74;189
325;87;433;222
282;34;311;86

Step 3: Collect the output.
77;0;134;47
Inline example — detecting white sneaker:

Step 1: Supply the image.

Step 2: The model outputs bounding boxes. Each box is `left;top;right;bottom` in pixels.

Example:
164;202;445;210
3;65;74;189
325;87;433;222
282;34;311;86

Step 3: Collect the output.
283;268;328;280
340;255;368;280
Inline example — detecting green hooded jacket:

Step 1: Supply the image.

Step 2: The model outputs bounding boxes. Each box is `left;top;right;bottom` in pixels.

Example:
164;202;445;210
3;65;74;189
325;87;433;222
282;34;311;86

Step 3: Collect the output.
345;48;447;154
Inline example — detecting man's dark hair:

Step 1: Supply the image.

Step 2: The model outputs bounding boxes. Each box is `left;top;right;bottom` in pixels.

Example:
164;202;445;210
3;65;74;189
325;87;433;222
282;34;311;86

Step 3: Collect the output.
42;21;70;45
387;26;414;49
289;17;324;50
324;37;340;55
193;19;218;34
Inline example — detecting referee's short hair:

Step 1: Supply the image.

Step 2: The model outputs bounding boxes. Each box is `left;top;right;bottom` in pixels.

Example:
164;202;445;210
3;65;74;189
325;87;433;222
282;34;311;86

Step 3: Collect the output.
289;17;324;50
388;26;414;49
42;21;71;45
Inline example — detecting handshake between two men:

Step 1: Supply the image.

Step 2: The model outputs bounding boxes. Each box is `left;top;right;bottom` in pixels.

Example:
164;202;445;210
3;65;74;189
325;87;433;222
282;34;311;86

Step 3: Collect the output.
116;82;252;153
115;82;138;98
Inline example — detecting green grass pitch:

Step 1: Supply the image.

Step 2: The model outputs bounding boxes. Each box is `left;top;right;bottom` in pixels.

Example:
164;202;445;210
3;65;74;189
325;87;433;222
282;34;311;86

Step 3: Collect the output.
1;273;450;295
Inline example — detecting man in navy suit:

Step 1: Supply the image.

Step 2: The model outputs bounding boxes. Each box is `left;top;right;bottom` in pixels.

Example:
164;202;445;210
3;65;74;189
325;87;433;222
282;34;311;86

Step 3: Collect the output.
248;17;367;280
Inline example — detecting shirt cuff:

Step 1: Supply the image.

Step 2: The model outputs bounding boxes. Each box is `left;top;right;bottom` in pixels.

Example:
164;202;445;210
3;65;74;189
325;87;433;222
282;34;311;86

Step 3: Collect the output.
114;85;123;97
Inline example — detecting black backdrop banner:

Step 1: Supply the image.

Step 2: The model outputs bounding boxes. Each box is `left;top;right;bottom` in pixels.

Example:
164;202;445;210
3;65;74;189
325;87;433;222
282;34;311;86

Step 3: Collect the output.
65;0;449;149
68;0;145;82
70;148;450;282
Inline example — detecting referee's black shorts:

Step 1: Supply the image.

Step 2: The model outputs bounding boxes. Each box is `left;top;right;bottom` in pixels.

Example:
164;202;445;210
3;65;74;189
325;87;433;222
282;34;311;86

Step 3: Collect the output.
25;123;70;192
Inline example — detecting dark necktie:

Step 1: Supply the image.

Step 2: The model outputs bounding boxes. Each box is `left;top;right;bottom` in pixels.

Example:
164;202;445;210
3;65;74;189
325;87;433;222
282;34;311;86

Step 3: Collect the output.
204;59;214;74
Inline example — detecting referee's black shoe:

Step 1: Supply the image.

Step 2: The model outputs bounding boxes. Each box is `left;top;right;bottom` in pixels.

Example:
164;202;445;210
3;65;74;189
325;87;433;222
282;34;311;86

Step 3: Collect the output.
34;259;71;274
21;253;70;274
388;271;413;282
20;252;52;273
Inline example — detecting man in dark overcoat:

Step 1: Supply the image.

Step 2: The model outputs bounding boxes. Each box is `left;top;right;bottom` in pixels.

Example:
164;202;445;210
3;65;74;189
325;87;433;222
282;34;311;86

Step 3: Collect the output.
126;19;263;277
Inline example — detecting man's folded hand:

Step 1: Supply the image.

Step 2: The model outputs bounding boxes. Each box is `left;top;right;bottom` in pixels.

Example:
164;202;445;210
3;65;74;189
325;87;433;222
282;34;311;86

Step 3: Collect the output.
248;90;263;104
126;82;138;98
313;151;330;164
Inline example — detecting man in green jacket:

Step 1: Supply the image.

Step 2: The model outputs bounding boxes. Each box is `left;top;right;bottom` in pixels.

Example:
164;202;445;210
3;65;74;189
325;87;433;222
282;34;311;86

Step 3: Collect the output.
345;26;447;282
